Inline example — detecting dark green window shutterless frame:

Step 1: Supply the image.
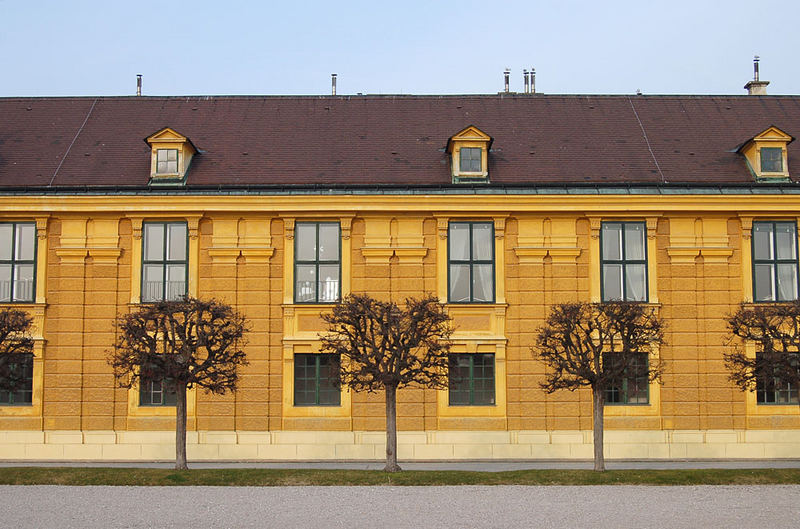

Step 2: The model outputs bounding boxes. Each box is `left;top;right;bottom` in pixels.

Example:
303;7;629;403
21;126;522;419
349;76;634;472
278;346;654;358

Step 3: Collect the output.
756;351;799;405
757;376;799;404
448;353;495;406
752;221;799;302
0;222;37;303
0;353;34;405
448;222;495;303
141;222;188;303
604;353;649;405
294;222;341;303
139;378;177;406
294;354;340;406
600;221;648;302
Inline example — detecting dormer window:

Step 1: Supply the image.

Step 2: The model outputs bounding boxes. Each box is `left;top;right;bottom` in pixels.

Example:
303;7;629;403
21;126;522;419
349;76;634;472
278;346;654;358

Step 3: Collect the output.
446;125;492;183
761;147;783;173
156;149;179;175
144;127;198;185
735;126;794;181
460;148;482;172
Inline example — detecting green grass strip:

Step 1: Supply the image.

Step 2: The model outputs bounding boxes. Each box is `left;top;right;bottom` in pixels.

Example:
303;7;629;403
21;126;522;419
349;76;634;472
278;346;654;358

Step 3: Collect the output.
0;467;799;486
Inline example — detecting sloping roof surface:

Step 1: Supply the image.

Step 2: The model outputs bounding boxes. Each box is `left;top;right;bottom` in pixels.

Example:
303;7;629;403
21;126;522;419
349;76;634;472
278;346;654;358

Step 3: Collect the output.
2;94;800;188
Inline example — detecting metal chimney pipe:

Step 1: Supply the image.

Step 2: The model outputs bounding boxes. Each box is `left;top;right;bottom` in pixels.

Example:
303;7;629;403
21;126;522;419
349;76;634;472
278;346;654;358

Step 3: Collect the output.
504;69;510;93
136;74;142;96
523;69;529;94
331;73;337;95
531;68;536;94
744;56;769;95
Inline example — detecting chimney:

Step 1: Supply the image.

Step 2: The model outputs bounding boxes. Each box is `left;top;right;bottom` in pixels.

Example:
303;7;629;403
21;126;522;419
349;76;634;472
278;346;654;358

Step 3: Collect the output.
530;68;536;94
523;69;529;93
331;73;337;96
136;74;142;96
744;56;769;95
504;69;510;93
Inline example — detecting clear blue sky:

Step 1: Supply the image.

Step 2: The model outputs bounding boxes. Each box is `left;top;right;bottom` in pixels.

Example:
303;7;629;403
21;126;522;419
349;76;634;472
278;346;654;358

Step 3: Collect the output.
2;0;798;97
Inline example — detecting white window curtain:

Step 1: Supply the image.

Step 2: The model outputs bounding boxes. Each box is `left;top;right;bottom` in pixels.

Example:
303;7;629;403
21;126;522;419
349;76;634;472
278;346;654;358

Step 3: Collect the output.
625;264;647;302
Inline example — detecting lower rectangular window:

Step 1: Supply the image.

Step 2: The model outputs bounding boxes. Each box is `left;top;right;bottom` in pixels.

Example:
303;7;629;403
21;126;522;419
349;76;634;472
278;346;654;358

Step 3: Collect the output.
294;353;340;406
139;377;177;406
605;353;649;405
0;353;33;405
758;378;799;404
756;353;799;405
448;353;495;406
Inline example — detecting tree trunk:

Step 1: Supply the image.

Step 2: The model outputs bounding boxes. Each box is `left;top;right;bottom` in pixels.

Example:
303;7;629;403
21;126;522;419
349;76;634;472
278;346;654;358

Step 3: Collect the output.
384;384;401;472
592;385;605;472
175;381;188;470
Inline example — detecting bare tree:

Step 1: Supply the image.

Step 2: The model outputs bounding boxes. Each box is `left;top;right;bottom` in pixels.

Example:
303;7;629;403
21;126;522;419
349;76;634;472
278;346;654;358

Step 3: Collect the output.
0;307;35;393
533;302;665;471
108;297;248;470
725;301;800;404
319;294;453;472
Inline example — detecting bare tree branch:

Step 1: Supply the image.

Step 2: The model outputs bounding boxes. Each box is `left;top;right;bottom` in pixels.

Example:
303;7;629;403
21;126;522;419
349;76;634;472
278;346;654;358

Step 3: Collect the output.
319;294;453;472
0;308;35;393
107;297;249;469
725;302;800;399
533;301;665;471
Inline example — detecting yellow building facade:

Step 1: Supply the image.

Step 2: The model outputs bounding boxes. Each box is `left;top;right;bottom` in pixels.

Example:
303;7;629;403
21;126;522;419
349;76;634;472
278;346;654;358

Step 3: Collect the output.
0;194;798;460
2;94;800;460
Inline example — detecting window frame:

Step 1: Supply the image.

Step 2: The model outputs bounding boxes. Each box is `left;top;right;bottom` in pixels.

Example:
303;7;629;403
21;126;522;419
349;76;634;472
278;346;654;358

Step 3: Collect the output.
447;221;496;304
754;350;799;405
757;373;799;405
140;221;189;303
293;353;341;407
752;221;799;303
600;221;649;302
459;147;483;174
760;147;784;173
293;222;341;304
604;353;650;406
448;352;496;406
138;377;178;407
0;222;37;304
155;148;179;175
0;353;34;406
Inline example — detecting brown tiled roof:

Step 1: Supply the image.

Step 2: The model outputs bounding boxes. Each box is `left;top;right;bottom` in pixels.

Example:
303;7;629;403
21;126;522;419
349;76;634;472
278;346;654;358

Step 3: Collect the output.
2;94;800;189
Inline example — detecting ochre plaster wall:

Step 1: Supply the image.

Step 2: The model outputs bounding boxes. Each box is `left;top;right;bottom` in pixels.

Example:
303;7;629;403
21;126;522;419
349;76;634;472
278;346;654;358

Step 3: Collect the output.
1;194;799;460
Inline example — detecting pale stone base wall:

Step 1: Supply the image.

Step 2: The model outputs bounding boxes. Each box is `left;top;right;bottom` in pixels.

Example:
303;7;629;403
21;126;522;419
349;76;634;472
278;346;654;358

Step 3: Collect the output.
2;429;800;461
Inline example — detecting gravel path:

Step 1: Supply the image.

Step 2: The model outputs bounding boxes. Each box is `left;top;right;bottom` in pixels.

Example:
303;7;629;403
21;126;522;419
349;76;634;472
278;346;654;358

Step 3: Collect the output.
3;484;799;528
